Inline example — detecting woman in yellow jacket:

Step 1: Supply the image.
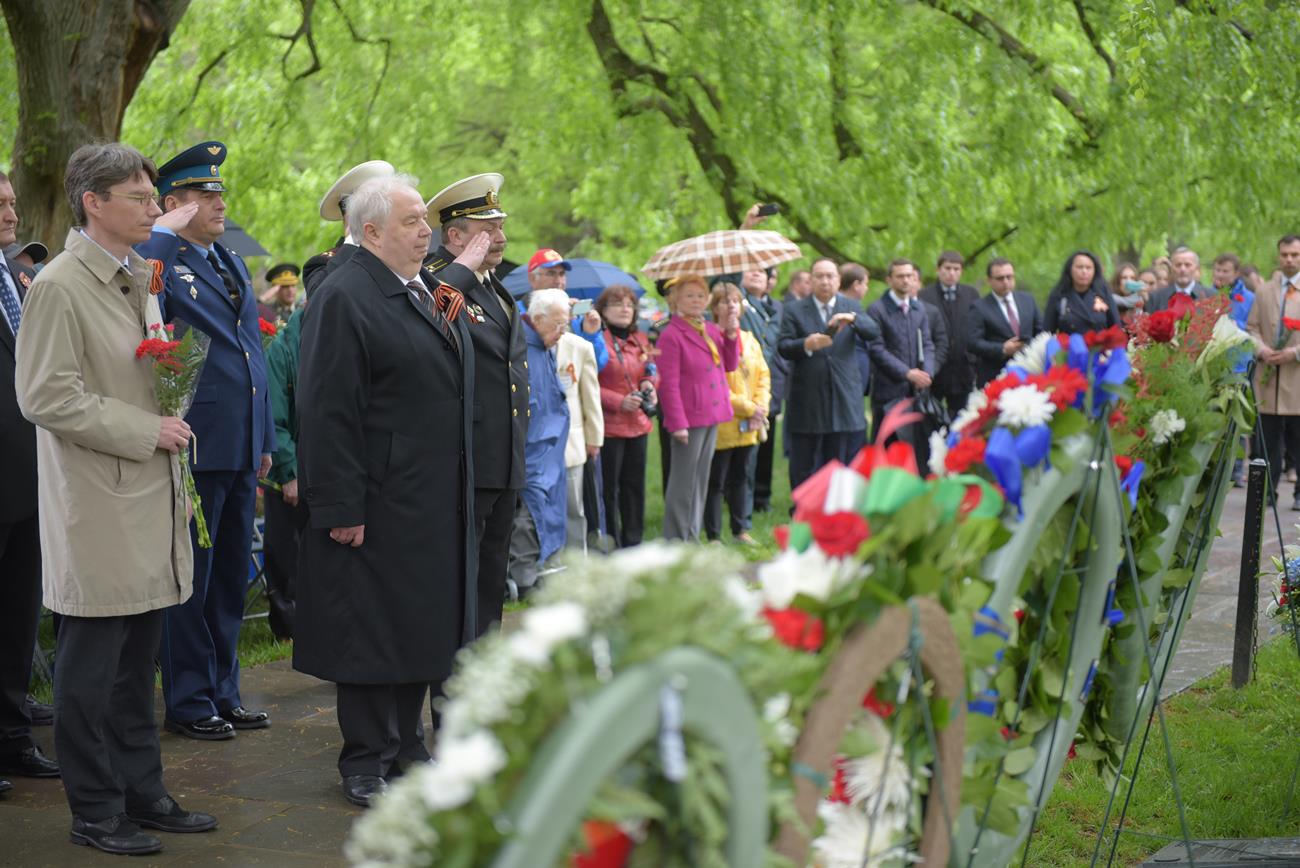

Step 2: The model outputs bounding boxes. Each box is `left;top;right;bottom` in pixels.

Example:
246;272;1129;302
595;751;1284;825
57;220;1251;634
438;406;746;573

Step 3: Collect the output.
704;282;771;544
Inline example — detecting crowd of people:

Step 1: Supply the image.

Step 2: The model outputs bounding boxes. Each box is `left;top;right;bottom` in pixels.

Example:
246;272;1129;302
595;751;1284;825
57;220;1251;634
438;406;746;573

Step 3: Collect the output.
2;139;1299;857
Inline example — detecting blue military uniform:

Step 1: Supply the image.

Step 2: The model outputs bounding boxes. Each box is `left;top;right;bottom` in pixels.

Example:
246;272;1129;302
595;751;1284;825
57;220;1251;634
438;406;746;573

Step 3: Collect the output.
135;141;275;733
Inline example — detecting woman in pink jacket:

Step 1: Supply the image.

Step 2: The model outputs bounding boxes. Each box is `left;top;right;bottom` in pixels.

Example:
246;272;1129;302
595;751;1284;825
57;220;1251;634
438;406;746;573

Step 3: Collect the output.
595;285;658;548
656;275;740;540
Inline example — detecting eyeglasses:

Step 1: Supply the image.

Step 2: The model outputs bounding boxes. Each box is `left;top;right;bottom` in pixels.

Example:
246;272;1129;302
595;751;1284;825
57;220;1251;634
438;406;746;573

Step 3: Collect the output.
102;191;159;207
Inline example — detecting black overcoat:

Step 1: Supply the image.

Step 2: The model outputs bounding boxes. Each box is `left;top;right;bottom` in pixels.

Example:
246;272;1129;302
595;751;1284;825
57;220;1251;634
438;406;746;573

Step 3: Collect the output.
776;294;879;434
425;246;528;491
294;246;476;685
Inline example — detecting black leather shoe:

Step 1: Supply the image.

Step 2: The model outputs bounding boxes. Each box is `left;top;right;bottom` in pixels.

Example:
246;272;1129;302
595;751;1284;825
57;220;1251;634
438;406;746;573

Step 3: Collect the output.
341;774;386;807
164;716;235;740
0;745;60;778
1292;494;1300;512
0;778;11;794
25;695;53;726
127;794;217;833
70;814;162;855
219;706;270;730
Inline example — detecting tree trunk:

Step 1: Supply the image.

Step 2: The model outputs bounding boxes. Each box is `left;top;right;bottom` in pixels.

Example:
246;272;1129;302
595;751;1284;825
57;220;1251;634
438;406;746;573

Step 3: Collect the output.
1;0;192;250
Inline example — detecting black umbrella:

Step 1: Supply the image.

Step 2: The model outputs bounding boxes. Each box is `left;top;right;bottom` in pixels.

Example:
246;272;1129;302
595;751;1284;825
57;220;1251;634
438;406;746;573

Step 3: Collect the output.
221;218;270;258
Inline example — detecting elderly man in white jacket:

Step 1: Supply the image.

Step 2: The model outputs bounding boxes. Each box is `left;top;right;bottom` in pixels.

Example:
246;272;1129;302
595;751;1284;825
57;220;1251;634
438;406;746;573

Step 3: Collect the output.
555;329;603;551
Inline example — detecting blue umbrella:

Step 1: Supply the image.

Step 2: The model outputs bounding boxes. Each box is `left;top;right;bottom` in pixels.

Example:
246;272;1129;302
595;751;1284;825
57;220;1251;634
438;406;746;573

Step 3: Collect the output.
501;257;645;300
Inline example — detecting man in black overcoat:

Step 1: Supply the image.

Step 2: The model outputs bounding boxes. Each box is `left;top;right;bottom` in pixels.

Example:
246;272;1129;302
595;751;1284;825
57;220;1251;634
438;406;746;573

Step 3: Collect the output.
0;171;59;792
777;257;880;492
301;161;395;295
866;259;936;450
422;174;529;635
967;258;1044;387
296;174;478;808
918;250;979;417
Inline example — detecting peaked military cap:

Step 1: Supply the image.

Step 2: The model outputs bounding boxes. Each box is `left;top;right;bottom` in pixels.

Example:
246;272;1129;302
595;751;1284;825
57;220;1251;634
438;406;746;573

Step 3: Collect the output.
425;173;506;228
156;141;228;197
319;160;395;221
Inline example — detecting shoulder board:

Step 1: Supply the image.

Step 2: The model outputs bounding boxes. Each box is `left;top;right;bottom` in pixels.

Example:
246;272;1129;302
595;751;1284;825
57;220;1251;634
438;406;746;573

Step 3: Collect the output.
425;257;448;271
321;249;335;258
146;259;165;295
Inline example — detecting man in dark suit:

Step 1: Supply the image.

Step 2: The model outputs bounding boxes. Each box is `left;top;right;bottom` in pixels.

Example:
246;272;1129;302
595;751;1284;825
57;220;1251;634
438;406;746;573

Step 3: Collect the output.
866;259;936;448
919;251;979;416
301;161;395;295
297;174;477;807
137;142;274;741
739;268;785;512
1147;246;1215;312
778;258;880;492
967;258;1044;387
423;174;528;637
0;170;59;791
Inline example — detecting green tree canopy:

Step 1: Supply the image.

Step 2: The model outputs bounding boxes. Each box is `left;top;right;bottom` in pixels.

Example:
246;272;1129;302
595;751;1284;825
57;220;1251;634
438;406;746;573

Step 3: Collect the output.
4;0;1299;290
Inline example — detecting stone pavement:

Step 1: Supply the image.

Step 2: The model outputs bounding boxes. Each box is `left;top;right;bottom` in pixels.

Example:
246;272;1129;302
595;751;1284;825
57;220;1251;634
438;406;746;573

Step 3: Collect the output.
0;484;1287;867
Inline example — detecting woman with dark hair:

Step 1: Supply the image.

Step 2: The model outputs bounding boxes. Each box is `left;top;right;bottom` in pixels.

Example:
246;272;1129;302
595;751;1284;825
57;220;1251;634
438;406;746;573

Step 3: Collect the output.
1043;250;1120;334
595;285;657;547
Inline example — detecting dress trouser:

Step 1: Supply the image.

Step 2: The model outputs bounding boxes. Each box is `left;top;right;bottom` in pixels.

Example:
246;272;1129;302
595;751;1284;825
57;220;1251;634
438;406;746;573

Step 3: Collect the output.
600;435;647;547
260;484;307;608
751;415;778;509
1258;413;1300;501
705;444;755;539
472;487;516;636
663;425;717;541
788;431;857;493
506;500;542;592
564;464;586;551
55;611;167;821
0;514;41;758
160;468;256;722
337;682;429;778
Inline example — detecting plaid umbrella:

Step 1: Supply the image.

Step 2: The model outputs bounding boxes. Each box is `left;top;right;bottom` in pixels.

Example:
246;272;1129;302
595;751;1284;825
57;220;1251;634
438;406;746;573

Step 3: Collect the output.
642;229;802;280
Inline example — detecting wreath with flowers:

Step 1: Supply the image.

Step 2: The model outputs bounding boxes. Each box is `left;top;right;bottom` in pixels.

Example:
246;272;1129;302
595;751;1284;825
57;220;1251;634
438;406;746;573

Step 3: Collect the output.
1264;529;1300;648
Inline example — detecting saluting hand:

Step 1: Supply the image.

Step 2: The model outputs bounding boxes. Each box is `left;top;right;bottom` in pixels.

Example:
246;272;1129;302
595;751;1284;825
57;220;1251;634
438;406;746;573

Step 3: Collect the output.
452;231;492;273
330;525;365;547
153;200;200;233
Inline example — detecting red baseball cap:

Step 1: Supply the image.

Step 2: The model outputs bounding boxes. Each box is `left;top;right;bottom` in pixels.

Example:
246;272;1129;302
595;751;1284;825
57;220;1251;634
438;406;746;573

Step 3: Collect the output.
527;248;571;273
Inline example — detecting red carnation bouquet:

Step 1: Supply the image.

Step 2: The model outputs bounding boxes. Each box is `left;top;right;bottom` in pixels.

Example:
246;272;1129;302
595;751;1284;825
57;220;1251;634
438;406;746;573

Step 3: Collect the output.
258;317;278;353
136;323;213;547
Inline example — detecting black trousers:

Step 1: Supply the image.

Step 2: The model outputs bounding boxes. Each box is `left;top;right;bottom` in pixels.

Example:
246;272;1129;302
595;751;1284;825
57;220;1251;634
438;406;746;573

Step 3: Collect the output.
752;414;778;509
657;416;672;496
0;513;41;757
336;682;429;778
473;487;517;636
600;435;648;548
582;457;604;540
1258;413;1300;501
261;484;307;606
705;445;755;539
788;431;858;493
55;611;167;821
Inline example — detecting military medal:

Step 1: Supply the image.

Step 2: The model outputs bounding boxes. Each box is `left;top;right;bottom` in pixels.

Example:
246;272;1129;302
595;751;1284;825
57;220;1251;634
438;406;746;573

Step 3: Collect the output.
17;272;31;289
469;303;487;323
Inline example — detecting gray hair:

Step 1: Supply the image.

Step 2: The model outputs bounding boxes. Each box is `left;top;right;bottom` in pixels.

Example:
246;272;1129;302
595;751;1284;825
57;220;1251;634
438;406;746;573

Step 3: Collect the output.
440;215;472;245
64;142;157;225
528;288;569;321
344;173;421;241
1170;245;1199;265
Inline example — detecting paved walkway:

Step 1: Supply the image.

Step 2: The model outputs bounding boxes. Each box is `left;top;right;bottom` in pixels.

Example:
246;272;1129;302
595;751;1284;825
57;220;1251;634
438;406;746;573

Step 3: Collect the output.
0;484;1286;867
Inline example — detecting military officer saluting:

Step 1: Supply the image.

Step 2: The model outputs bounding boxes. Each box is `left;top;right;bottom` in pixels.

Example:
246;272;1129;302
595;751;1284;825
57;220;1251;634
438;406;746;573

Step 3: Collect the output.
424;174;528;636
136;141;274;740
302;160;395;295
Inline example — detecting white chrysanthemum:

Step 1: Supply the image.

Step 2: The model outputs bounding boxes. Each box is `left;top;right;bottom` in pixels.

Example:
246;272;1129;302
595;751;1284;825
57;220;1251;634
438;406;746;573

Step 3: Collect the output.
927;428;949;476
1148;408;1186;445
522;601;587;645
435;730;505;788
723;576;762;622
996;384;1056;428
757;545;857;608
440;637;537;737
843;734;920;811
762;693;799;746
951;391;988;434
1009;331;1053;375
811;801;915;868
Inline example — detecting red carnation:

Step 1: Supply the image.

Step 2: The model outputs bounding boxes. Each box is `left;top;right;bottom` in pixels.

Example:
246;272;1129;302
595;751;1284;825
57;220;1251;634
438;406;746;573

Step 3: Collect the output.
135;338;183;372
1167;292;1196;320
1109;408;1127;428
809;511;870;557
1284;317;1300;333
862;687;895;719
1000;726;1018;742
1145;310;1179;343
945;436;987;474
983;373;1022;406
258;318;278;337
1084;325;1127;351
829;759;851;804
1232;293;1244;303
1013;608;1026;623
773;524;790;552
1115;455;1134;476
1068;742;1078;760
1028;365;1088;410
763;607;825;652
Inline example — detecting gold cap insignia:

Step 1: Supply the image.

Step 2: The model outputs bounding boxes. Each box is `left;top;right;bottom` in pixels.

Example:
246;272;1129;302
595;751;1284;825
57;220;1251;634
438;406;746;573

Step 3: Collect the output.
207;146;222;156
485;189;499;208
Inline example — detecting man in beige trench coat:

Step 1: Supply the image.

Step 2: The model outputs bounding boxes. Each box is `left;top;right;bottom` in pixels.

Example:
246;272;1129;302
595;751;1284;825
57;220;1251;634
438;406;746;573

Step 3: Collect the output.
14;143;218;856
1247;234;1300;510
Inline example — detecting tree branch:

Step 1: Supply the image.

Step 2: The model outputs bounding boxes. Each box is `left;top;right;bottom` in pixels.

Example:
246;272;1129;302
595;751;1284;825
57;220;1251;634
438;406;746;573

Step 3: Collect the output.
1172;0;1254;41
329;0;392;132
1070;0;1115;80
165;46;231;127
828;10;864;161
275;0;321;82
917;0;1100;142
964;185;1111;262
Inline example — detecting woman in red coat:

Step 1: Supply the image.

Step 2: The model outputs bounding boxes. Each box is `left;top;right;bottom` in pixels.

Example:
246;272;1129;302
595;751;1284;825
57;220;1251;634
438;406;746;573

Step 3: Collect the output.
595;285;658;547
655;275;740;540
